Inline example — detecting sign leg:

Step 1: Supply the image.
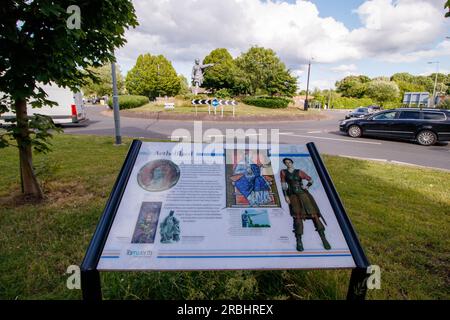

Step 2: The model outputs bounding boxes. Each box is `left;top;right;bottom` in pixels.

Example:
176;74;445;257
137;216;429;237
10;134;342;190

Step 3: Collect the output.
81;269;102;301
346;268;368;300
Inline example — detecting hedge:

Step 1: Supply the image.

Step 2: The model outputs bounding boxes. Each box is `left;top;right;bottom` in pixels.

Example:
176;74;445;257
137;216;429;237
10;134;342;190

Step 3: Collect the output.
241;96;292;109
108;95;149;110
326;97;401;110
330;97;374;109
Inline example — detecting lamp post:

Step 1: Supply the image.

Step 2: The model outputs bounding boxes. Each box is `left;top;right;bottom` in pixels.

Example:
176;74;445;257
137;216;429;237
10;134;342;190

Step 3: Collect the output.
427;61;439;108
304;58;313;111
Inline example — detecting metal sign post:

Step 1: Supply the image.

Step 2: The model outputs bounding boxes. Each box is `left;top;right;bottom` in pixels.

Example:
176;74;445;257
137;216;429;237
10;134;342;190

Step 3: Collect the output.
111;61;122;145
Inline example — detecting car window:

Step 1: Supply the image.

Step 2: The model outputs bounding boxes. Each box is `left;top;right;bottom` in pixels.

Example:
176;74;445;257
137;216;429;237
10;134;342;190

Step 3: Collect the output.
423;112;446;121
372;111;397;120
399;111;421;120
357;108;367;112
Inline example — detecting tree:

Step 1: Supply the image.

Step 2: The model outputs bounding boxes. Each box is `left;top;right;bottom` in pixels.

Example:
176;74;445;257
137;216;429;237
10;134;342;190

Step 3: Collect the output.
0;1;137;200
391;72;415;83
178;75;190;95
82;64;124;97
365;80;400;107
445;0;450;18
235;46;297;96
438;98;450;110
126;54;181;99
202;48;236;92
335;75;371;98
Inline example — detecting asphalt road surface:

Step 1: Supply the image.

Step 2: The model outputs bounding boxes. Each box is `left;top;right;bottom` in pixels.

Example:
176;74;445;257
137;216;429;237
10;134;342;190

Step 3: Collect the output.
64;106;450;171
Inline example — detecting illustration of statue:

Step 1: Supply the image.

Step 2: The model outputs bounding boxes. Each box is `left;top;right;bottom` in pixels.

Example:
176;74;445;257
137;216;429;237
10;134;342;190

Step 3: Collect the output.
191;58;214;95
160;211;180;243
280;158;331;252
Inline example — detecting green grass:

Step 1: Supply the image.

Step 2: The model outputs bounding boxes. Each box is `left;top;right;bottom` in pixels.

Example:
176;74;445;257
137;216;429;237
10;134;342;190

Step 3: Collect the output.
128;98;322;118
0;134;449;299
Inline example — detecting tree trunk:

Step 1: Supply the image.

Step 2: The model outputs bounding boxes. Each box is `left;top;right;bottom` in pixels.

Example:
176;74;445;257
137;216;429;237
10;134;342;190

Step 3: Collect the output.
15;98;43;200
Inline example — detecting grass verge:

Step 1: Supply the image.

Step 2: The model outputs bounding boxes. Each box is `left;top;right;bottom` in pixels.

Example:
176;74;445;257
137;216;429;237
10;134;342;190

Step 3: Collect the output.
127;98;321;118
0;134;449;299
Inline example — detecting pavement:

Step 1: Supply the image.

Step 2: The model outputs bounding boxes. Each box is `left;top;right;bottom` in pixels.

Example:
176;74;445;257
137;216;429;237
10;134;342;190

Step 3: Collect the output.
64;106;450;171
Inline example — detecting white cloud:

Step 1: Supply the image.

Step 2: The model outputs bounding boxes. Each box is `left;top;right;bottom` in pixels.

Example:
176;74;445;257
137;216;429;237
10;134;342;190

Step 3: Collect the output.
116;0;450;79
330;64;358;75
349;0;448;58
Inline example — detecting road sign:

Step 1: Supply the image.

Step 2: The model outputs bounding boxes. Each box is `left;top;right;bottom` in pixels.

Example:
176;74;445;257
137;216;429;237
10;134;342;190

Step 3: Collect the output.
191;99;238;116
191;99;237;106
403;92;429;107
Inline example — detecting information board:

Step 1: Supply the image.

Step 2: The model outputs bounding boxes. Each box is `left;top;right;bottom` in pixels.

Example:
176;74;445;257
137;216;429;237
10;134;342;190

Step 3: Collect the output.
97;142;356;271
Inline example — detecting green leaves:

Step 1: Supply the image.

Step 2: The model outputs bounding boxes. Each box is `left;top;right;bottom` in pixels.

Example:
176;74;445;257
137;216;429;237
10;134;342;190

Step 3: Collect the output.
82;64;124;97
235;46;298;97
125;54;181;99
202;48;237;92
335;75;371;98
365;80;400;107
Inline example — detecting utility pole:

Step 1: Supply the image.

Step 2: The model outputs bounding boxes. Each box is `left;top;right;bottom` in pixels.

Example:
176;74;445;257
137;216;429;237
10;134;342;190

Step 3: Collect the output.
328;89;332;110
428;61;439;108
111;60;122;145
304;59;312;111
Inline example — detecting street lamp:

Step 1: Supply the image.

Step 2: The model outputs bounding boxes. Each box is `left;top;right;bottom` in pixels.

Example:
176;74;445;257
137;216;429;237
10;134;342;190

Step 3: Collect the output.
427;61;439;108
304;58;314;111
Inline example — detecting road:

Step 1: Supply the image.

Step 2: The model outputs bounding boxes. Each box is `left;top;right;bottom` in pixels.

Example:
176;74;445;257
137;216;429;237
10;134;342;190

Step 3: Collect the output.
64;106;450;171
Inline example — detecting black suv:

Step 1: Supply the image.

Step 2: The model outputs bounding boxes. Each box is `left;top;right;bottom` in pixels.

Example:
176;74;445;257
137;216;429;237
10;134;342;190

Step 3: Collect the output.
339;108;450;146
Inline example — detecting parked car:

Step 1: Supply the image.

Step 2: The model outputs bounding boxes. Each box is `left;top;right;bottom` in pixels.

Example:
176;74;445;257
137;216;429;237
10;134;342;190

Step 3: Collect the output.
367;105;382;113
1;83;87;126
339;108;450;146
345;107;371;119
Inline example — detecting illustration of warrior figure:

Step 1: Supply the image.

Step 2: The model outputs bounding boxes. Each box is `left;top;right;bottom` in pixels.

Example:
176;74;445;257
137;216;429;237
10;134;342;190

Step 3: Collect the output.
280;158;331;252
160;210;180;243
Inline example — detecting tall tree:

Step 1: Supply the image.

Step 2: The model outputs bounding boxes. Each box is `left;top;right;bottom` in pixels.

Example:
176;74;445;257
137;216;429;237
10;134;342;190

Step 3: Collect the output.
0;0;137;199
202;48;237;92
365;80;400;107
235;46;297;96
178;74;190;95
82;64;124;97
126;54;181;99
335;75;371;98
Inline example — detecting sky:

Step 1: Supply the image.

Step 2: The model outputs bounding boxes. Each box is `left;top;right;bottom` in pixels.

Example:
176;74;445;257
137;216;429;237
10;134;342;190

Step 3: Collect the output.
116;0;450;90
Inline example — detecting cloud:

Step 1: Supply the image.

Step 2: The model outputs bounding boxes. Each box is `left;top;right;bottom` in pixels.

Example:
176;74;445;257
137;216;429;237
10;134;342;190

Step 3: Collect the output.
349;0;448;57
116;0;450;78
331;64;358;74
376;40;450;63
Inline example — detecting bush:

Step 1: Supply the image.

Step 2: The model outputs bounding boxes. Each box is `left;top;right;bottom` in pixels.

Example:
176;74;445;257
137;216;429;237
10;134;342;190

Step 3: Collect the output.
108;95;149;110
438;98;450;110
331;97;374;109
176;93;209;101
241;96;292;109
214;88;232;99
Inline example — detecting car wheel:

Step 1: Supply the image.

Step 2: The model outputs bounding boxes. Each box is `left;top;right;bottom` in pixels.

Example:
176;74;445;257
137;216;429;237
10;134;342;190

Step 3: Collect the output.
348;125;362;138
416;130;437;146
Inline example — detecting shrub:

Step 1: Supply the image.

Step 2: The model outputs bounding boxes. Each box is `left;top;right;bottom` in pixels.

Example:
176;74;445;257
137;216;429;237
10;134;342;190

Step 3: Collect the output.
331;97;374;109
108;95;149;110
438;98;450;110
176;93;209;101
241;96;292;109
214;88;232;99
